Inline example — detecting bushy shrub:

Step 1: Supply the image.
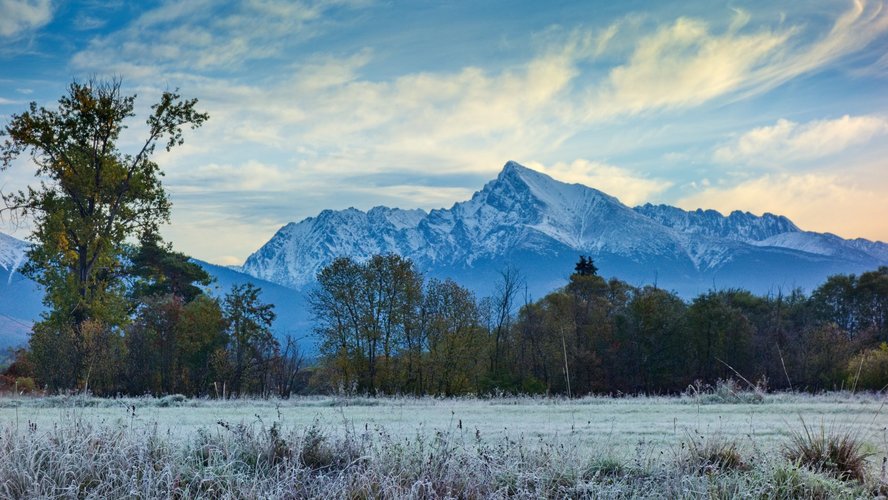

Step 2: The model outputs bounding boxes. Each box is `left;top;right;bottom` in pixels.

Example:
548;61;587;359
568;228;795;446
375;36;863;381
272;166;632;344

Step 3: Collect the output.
767;462;853;499
14;377;36;394
845;343;888;391
682;378;765;404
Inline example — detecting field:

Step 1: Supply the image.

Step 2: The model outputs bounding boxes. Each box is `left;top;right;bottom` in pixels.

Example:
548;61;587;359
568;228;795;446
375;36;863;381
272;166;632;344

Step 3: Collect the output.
1;390;887;498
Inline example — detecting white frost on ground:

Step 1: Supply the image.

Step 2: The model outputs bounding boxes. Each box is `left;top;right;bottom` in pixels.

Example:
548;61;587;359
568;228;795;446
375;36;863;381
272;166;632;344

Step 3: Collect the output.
2;393;885;458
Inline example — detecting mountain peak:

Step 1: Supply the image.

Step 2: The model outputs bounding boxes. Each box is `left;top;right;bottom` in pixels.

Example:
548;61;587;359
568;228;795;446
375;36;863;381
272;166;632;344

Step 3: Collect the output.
496;160;541;187
500;160;531;174
491;160;620;209
497;160;559;185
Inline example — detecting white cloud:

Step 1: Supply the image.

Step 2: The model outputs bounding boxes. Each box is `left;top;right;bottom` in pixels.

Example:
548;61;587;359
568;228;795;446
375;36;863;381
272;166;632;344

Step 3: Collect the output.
526;159;673;206
71;0;358;73
0;0;51;37
678;172;888;241
71;1;888;168
214;255;245;266
866;49;888;75
714;115;888;165
349;185;476;211
168;160;293;192
158;42;586;182
73;14;106;31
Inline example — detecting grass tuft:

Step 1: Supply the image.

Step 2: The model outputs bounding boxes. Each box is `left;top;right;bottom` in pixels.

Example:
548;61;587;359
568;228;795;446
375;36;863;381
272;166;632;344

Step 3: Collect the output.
681;433;747;474
783;417;872;482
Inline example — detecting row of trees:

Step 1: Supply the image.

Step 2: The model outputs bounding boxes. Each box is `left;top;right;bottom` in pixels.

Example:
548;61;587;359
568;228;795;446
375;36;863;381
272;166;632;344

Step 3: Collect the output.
1;81;302;397
23;281;302;397
5;211;304;397
311;255;888;395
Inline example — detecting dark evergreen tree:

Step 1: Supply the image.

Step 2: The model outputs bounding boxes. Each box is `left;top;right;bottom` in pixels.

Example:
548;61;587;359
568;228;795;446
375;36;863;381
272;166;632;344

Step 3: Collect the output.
223;283;278;396
573;255;598;277
130;231;212;304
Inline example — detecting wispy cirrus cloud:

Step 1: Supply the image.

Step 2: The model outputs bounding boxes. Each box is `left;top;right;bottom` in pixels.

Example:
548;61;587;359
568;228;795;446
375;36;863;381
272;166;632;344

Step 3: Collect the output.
73;14;106;31
748;0;888;92
218;1;887;169
69;1;888;173
591;15;790;116
71;0;366;74
0;0;52;38
713;115;888;166
591;1;888;118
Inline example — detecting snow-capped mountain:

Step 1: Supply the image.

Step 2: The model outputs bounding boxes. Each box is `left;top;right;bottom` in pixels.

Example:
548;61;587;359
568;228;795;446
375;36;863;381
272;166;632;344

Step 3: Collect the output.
244;162;687;289
243;161;888;297
242;206;427;288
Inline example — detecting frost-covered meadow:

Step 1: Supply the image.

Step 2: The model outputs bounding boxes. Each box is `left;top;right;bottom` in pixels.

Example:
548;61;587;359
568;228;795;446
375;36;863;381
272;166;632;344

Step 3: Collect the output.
1;391;887;497
2;391;886;453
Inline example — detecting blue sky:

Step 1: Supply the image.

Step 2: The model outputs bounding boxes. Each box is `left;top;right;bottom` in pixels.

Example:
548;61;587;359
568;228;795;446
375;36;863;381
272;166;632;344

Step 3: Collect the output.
1;0;887;265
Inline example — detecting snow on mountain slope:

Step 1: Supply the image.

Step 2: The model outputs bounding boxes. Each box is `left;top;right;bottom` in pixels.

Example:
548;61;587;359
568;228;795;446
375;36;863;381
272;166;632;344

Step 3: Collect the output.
445;162;684;258
845;238;888;263
242;206;428;288
0;232;39;348
634;204;799;242
0;231;29;277
752;232;888;263
242;161;888;297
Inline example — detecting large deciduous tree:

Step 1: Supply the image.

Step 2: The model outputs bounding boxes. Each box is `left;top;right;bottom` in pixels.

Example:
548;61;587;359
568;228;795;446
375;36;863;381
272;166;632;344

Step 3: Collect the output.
0;79;207;390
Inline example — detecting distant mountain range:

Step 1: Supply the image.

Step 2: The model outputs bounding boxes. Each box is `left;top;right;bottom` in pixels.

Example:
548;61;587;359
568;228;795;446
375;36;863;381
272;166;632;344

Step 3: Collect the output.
3;161;887;352
242;161;888;298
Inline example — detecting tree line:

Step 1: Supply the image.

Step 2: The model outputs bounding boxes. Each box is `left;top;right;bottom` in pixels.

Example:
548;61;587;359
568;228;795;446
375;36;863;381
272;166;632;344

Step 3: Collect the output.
309;254;888;395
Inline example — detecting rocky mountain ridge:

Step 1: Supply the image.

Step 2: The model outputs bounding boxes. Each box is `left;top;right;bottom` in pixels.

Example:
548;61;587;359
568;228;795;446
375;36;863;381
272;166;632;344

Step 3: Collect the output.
241;161;888;296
